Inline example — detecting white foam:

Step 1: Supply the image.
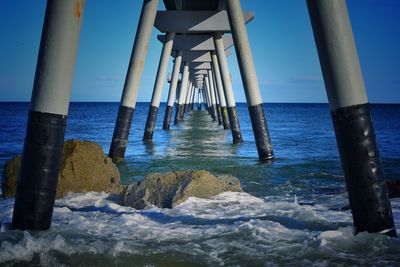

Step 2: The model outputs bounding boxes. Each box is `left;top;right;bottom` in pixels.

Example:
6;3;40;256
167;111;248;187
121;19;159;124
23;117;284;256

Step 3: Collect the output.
318;230;344;247
0;191;399;266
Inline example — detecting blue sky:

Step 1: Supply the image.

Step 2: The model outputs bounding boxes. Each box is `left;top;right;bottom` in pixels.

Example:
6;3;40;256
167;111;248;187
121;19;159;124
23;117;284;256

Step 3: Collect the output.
0;0;399;103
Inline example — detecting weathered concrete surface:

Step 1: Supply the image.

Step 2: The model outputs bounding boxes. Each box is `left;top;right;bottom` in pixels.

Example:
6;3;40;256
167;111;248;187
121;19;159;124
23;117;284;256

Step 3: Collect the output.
2;140;121;199
120;170;243;209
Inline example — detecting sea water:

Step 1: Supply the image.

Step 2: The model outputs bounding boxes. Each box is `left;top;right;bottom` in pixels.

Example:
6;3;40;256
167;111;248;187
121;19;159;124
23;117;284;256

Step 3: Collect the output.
0;102;399;266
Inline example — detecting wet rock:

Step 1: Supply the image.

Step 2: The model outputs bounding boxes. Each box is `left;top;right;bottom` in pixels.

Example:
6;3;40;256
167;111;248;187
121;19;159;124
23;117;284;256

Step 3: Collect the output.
2;139;121;199
120;170;243;209
387;179;400;199
1;155;20;198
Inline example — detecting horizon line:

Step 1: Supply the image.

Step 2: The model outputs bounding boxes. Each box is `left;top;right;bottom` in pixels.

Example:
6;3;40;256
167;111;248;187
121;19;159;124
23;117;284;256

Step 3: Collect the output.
1;101;400;105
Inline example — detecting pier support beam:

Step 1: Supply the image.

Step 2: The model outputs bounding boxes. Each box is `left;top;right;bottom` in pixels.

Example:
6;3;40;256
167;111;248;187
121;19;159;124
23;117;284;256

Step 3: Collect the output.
185;82;193;113
226;0;273;160
109;0;158;162
174;62;189;124
191;85;196;110
211;52;230;129
143;32;175;143
204;76;215;120
307;0;396;237
163;51;182;130
183;81;192;116
197;89;202;110
213;33;243;143
202;87;209;112
207;71;218;122
12;0;85;230
211;68;223;126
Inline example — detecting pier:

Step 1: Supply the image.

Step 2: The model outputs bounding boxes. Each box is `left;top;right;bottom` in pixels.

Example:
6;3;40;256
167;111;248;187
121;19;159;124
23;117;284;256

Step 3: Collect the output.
8;0;398;239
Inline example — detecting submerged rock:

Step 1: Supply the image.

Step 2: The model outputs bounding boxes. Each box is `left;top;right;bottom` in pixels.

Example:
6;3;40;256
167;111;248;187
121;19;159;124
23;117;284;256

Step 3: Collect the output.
2;139;121;199
120;170;243;209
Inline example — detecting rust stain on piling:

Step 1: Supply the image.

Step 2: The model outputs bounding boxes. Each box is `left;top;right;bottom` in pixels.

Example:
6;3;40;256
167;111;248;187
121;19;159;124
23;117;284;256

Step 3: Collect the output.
74;1;82;19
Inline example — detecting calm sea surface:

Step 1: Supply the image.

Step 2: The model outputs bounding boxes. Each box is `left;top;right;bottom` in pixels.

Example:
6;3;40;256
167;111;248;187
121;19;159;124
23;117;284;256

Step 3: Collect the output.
0;102;399;266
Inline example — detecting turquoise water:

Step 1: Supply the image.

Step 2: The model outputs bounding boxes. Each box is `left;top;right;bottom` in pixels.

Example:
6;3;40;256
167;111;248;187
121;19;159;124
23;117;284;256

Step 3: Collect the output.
0;102;399;266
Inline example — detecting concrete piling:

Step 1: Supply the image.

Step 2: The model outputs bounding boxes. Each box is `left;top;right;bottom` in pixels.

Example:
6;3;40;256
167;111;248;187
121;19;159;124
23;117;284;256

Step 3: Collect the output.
204;75;216;121
213;33;243;143
163;51;183;130
191;85;196;110
207;70;218;122
211;67;223;126
211;51;230;129
185;82;193;112
197;89;202;110
183;81;192;115
203;75;212;115
12;0;85;230
202;87;209;112
174;62;189;124
143;32;175;143
109;0;158;162
226;0;273;160
307;0;396;237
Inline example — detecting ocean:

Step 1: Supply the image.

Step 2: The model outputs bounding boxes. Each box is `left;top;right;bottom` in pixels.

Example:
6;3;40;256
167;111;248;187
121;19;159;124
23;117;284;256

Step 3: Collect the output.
0;102;399;266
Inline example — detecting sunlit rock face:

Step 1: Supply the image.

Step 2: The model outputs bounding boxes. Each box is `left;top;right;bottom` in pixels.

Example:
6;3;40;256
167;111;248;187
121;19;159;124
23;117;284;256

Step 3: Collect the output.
2;139;121;199
120;170;243;209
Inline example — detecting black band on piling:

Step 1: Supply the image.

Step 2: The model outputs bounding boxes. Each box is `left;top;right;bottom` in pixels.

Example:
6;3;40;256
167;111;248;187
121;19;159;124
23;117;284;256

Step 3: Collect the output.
143;105;159;143
174;104;182;125
227;106;243;144
163;105;173;130
180;104;186;119
109;105;135;163
248;104;274;161
12;110;66;230
216;104;223;125
211;105;218;121
332;103;396;237
198;102;201;111
221;106;230;129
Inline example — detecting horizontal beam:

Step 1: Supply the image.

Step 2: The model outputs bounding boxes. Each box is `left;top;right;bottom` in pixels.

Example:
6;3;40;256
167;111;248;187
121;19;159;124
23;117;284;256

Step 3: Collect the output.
193;70;208;75
190;62;212;69
157;34;233;51
175;49;231;62
154;10;254;33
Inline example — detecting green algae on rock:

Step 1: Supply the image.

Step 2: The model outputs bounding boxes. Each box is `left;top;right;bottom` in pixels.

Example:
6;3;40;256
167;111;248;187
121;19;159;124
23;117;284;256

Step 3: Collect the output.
120;170;243;209
2;140;121;199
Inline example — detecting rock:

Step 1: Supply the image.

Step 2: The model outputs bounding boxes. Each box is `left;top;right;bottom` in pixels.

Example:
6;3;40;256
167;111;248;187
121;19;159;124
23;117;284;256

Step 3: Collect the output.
120;170;243;209
2;139;121;199
1;155;20;198
387;179;400;198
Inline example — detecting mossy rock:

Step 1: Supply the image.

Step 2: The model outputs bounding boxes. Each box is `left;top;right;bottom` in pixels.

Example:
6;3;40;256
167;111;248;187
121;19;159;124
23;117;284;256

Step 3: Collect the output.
120;170;243;209
2;140;121;199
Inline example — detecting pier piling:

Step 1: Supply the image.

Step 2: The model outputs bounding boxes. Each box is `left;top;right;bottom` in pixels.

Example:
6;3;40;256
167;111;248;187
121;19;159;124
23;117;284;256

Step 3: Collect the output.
163;51;183;130
226;0;273;160
197;89;202;110
12;0;85;230
207;70;218;122
174;62;189;124
211;52;230;129
213;33;243;143
307;0;396;236
109;0;158;162
143;32;175;143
